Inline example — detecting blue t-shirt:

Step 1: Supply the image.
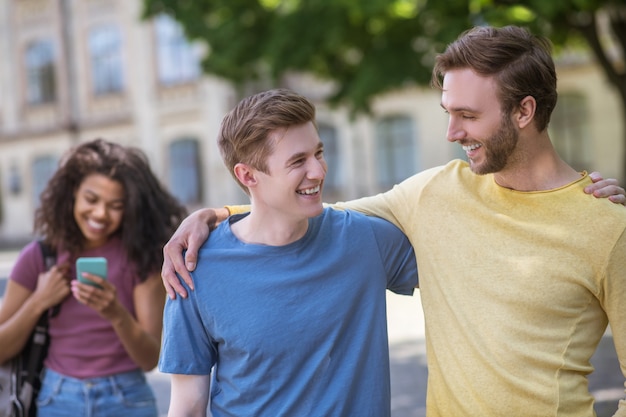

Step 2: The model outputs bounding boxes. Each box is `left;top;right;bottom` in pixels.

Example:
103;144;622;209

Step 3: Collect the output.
159;208;418;417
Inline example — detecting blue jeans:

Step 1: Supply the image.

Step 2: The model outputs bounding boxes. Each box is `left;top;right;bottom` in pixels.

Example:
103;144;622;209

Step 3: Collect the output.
36;368;158;417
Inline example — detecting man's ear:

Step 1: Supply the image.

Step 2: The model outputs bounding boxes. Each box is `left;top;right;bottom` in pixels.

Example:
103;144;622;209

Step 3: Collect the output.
516;95;536;129
234;163;257;188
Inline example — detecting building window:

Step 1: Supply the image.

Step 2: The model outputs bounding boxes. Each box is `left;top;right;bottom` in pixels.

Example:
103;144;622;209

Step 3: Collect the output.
155;14;200;86
8;164;23;195
25;40;56;104
375;116;417;187
89;25;124;95
550;92;591;172
32;155;58;206
318;124;340;195
169;138;202;205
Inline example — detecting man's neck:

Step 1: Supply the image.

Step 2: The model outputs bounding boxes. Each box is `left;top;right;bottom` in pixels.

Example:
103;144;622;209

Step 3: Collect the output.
493;152;581;191
230;210;310;246
492;132;582;191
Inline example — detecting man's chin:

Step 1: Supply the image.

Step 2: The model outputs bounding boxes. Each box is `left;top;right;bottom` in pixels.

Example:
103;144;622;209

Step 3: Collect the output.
468;158;501;176
308;205;324;218
468;160;483;175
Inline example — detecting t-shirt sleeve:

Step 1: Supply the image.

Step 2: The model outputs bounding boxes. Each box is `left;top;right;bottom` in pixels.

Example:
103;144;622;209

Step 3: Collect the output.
331;165;445;235
10;240;45;292
367;216;418;294
159;279;217;375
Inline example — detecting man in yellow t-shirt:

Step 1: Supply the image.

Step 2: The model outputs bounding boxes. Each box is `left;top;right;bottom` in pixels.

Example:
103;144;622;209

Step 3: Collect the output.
161;26;626;416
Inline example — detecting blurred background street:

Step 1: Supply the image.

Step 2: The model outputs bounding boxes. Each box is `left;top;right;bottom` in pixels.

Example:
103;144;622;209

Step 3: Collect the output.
0;251;622;416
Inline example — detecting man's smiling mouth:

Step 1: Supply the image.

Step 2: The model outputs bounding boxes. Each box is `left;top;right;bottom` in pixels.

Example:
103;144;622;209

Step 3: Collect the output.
297;185;321;195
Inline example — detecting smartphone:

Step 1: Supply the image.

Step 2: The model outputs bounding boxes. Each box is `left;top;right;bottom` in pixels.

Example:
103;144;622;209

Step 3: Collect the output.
76;257;108;288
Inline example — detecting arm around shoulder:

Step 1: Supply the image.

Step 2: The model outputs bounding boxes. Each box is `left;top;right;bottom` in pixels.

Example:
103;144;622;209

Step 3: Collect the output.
161;206;230;299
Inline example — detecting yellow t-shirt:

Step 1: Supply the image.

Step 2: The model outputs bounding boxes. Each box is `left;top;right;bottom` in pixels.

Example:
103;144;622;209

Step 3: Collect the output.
338;159;626;416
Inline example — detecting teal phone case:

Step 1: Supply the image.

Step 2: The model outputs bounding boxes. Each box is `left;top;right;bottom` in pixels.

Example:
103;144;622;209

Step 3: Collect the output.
76;257;108;288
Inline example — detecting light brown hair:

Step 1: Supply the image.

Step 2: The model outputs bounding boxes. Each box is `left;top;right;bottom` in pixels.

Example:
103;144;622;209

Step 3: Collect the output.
218;88;316;193
431;25;557;132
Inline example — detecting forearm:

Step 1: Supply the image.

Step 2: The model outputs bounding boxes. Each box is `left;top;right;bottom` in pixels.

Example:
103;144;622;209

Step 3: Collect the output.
0;288;50;362
224;205;250;216
200;206;231;229
111;275;166;371
168;374;211;417
110;307;162;371
332;193;405;230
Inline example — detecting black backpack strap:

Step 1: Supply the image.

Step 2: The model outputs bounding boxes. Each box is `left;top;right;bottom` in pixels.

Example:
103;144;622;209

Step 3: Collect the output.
21;241;57;394
37;241;60;318
38;240;56;271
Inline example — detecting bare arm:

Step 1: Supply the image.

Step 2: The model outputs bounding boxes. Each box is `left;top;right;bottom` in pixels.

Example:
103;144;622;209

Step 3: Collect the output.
0;265;70;363
161;207;229;299
168;373;211;417
585;172;625;204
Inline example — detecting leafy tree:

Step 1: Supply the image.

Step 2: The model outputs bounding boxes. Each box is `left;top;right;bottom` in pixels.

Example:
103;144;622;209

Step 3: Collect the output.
142;0;626;178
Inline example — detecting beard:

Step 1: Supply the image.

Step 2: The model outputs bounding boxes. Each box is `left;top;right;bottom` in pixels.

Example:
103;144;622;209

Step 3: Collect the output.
469;115;519;175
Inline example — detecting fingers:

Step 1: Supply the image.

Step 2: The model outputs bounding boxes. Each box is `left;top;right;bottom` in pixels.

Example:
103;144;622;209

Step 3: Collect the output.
161;250;188;300
161;268;178;300
584;179;610;194
71;281;90;303
584;181;626;205
184;239;200;272
587;181;624;196
45;284;70;307
160;208;213;299
36;266;71;307
71;279;116;317
584;174;625;197
609;194;626;205
588;171;603;182
163;240;194;298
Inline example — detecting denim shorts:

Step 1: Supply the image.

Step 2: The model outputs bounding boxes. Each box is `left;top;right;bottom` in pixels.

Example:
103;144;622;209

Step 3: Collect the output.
36;367;158;417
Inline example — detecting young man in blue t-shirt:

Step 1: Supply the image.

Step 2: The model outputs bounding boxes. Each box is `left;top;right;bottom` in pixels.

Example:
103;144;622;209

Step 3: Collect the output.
158;88;418;417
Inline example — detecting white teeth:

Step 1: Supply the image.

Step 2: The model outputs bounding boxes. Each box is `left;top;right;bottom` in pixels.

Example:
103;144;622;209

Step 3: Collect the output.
297;185;320;195
87;219;106;230
462;143;481;152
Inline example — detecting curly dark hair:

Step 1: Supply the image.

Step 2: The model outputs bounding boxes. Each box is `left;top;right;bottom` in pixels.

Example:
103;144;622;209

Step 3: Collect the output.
34;138;187;281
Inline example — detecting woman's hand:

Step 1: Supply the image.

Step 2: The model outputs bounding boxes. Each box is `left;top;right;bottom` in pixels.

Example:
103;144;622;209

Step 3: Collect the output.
32;264;71;310
71;274;120;320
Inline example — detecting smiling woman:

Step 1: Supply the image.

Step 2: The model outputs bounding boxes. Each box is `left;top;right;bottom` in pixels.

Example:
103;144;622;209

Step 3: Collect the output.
0;138;187;417
72;173;125;250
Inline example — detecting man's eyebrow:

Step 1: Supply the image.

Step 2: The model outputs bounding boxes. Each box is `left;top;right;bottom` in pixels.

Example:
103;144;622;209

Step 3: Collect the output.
286;142;324;165
286;151;307;164
440;102;479;113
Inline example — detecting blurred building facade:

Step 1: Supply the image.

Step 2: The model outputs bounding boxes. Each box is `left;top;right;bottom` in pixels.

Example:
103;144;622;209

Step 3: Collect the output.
0;0;623;246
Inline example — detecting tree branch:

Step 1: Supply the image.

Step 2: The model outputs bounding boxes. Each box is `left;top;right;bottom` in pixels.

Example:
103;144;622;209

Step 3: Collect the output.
571;13;624;89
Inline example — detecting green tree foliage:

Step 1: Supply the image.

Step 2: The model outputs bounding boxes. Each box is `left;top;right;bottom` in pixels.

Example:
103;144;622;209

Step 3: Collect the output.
142;0;624;109
142;0;473;111
142;0;626;175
